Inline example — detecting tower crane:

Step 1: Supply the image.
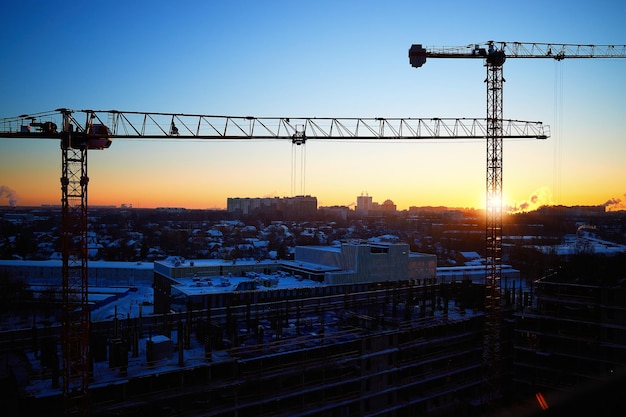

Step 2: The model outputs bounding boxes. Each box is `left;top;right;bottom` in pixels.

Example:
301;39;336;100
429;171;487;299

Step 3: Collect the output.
0;109;547;416
409;40;626;406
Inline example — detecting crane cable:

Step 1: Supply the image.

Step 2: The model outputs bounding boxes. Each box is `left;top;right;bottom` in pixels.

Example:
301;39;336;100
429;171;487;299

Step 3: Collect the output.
291;142;306;197
291;143;296;196
553;61;564;205
301;143;306;196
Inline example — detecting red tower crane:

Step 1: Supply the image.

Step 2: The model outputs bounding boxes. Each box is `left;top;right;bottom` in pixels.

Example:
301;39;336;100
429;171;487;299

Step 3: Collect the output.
1;110;548;416
409;40;626;406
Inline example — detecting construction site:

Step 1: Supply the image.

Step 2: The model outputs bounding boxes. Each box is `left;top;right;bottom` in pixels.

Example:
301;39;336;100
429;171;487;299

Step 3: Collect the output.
3;249;623;416
4;251;492;417
1;41;625;416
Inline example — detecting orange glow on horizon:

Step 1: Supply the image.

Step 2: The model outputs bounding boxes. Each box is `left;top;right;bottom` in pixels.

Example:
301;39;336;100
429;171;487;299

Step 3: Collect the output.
1;141;623;211
6;188;626;214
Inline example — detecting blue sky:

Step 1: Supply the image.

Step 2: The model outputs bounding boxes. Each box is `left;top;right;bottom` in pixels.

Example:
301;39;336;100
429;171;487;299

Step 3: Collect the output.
1;0;625;210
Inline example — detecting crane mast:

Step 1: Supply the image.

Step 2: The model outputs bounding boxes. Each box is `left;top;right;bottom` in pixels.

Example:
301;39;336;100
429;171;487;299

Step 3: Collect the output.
1;109;548;416
484;56;504;400
60;110;90;417
409;40;626;408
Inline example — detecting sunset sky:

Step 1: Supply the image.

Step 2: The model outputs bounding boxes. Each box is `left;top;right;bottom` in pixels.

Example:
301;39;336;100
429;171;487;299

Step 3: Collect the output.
1;0;625;211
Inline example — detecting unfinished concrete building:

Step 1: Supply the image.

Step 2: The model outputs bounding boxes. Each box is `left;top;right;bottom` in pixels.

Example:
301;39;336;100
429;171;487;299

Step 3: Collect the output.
512;271;626;415
17;280;486;416
5;242;495;416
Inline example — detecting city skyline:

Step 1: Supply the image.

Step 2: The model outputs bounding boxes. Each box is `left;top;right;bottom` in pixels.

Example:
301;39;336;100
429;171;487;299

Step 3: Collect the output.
1;1;625;211
1;190;621;214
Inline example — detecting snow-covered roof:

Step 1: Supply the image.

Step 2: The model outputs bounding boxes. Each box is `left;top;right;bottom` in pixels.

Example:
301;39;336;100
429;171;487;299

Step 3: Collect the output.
459;251;481;259
172;272;324;296
531;235;626;256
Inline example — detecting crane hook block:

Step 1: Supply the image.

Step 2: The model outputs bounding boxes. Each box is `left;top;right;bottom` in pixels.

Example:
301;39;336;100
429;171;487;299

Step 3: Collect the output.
409;44;427;68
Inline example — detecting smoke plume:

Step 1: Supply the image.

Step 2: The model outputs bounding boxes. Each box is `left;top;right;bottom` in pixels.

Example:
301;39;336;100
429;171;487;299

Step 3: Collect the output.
602;197;621;207
0;185;18;207
509;186;554;213
602;194;626;211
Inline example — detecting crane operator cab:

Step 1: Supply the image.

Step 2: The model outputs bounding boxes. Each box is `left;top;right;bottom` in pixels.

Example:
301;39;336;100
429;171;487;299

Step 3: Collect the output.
63;123;112;150
85;124;113;149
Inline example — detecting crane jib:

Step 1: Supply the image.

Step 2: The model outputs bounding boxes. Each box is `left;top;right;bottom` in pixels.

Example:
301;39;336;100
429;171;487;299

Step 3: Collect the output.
0;112;548;142
409;42;626;66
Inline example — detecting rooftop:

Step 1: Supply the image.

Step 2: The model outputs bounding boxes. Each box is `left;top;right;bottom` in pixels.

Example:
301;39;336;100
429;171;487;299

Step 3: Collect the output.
171;271;325;297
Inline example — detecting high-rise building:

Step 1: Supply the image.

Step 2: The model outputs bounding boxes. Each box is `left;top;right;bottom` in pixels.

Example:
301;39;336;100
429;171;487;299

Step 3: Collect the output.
355;194;398;215
356;193;373;213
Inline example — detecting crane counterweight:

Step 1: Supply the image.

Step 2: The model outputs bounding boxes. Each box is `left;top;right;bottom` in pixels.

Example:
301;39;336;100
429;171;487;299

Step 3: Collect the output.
408;44;427;68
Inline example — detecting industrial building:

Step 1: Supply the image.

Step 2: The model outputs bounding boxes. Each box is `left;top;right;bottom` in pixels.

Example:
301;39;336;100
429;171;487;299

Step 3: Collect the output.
153;243;436;313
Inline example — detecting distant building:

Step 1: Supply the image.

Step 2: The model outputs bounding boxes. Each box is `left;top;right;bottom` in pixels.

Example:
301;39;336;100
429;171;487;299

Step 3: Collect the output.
227;195;317;219
536;205;606;217
317;205;350;221
379;199;397;211
355;194;397;216
356;193;373;213
2;212;34;224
